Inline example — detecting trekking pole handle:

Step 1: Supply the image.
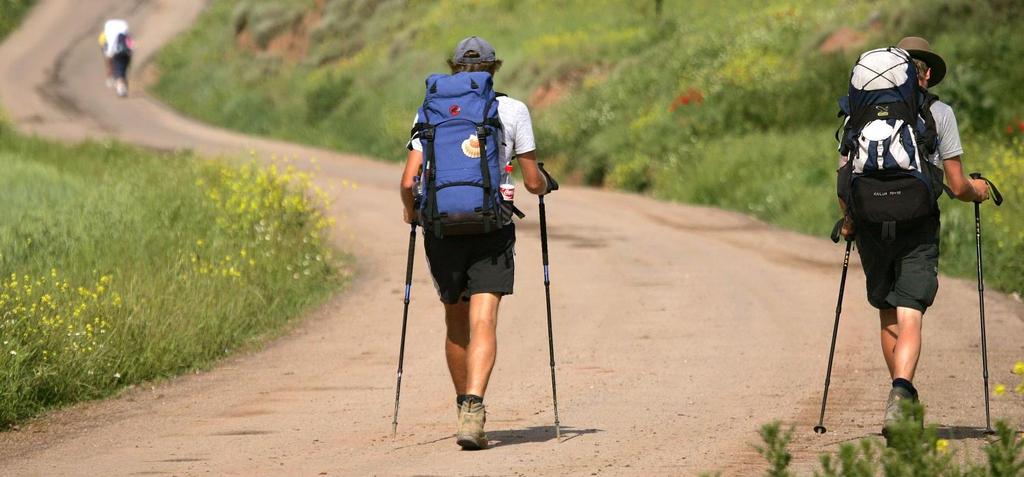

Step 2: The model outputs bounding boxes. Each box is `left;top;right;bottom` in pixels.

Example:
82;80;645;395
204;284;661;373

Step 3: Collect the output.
830;218;852;244
538;162;559;193
969;173;1003;206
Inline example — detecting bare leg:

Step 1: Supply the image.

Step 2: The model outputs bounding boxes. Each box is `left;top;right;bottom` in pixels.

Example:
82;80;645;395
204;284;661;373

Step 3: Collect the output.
891;306;923;381
444;301;470;395
879;309;898;379
465;293;501;397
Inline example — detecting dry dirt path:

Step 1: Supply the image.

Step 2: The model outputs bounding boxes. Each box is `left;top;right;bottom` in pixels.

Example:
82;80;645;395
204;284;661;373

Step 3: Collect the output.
0;1;1021;475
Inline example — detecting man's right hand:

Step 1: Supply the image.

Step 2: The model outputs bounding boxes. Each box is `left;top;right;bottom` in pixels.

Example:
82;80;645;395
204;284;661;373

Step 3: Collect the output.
538;162;559;195
841;216;855;239
970;178;991;203
403;207;418;225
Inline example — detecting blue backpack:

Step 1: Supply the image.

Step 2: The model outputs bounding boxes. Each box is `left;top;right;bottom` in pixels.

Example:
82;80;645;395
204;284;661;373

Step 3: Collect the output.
414;72;519;237
836;47;942;241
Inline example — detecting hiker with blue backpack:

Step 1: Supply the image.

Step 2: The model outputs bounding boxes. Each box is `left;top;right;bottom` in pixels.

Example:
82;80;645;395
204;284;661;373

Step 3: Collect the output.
834;37;991;436
398;36;554;450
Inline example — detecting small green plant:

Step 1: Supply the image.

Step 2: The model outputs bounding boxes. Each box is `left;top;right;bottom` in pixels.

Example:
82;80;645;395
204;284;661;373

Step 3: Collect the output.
757;423;795;477
754;400;1024;476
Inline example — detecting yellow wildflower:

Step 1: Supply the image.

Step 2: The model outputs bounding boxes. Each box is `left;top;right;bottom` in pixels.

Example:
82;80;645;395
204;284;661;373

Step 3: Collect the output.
994;384;1006;396
936;439;949;454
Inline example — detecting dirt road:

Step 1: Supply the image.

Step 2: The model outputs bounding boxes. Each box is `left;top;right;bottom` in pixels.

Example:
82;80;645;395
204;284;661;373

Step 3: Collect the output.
1;1;1021;475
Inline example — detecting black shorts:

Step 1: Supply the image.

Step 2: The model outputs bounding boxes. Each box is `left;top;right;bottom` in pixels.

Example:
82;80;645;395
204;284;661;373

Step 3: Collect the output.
855;217;940;313
423;224;515;304
111;53;131;79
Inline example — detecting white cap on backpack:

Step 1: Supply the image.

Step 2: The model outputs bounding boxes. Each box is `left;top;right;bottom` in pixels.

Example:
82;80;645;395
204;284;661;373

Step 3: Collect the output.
452;36;496;64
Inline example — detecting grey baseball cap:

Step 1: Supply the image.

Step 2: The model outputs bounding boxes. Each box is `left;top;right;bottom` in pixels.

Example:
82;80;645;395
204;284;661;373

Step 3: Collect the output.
452;36;496;64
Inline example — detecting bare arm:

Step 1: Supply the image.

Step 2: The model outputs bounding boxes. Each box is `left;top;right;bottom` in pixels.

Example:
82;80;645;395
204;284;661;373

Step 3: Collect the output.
516;151;548;195
400;149;423;224
943;156;990;202
837;156;854;237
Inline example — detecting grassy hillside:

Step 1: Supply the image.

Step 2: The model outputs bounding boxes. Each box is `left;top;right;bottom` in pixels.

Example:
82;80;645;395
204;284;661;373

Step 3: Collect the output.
0;124;343;426
153;0;1023;294
0;0;35;38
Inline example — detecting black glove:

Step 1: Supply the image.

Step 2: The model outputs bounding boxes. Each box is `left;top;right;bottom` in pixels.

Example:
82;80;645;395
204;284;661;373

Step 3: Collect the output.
538;162;559;194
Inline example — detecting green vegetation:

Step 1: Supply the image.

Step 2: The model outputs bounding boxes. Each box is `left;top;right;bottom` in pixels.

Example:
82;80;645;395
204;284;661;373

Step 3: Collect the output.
153;0;1023;293
0;0;35;38
741;402;1024;476
0;123;342;426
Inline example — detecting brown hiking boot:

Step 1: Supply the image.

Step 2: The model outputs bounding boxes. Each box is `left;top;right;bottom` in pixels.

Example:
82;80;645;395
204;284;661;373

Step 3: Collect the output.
456;400;487;450
882;386;916;438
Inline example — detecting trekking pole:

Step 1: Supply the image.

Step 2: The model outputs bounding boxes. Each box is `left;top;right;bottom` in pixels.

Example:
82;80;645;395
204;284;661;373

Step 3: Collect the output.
814;219;853;434
538;162;561;440
392;221;418;438
969;172;1003;434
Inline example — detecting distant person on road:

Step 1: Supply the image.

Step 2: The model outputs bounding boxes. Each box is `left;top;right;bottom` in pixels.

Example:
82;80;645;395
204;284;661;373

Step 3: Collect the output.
838;36;990;434
400;36;554;449
98;19;133;97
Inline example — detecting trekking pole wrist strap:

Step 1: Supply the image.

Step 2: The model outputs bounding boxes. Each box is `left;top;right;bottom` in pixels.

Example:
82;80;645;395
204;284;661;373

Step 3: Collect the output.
969;172;1003;206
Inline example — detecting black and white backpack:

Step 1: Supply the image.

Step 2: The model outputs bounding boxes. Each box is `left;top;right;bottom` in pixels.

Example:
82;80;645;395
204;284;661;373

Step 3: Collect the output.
836;47;943;240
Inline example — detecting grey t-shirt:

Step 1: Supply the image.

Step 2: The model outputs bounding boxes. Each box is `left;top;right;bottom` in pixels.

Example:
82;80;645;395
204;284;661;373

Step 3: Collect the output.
408;95;536;163
927;99;963;168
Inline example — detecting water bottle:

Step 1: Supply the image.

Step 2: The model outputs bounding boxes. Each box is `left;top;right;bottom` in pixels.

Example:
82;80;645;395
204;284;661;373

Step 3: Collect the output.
499;162;515;202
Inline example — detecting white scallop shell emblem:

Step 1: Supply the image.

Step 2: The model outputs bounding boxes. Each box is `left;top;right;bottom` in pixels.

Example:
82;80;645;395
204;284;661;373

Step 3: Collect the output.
461;134;481;158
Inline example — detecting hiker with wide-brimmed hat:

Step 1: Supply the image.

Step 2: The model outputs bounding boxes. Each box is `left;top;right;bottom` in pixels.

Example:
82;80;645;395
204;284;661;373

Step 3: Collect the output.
836;36;991;436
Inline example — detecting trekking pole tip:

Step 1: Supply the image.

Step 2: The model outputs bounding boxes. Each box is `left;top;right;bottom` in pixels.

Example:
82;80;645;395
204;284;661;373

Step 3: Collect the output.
813;425;827;434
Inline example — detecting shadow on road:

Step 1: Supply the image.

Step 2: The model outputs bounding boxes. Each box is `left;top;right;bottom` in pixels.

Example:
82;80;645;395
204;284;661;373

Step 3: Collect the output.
488;426;602;447
935;426;996;441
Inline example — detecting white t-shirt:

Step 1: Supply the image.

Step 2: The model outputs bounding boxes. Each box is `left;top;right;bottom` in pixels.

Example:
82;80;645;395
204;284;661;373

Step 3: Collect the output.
102;19;129;58
408;96;536;163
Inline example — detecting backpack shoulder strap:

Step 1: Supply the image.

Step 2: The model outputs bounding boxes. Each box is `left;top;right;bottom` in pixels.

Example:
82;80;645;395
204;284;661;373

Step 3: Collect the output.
917;90;940;156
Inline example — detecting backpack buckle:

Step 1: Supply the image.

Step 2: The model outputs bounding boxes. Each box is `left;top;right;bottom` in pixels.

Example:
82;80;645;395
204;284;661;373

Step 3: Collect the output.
475;126;488;138
881;221;896;243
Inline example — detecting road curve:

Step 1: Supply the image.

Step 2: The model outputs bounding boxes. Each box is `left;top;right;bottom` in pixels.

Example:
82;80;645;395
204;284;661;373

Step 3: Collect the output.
1;1;1022;475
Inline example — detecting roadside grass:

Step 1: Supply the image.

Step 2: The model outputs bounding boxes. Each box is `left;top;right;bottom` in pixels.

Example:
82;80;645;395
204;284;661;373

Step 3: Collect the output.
0;0;34;38
153;0;1024;294
0;123;343;426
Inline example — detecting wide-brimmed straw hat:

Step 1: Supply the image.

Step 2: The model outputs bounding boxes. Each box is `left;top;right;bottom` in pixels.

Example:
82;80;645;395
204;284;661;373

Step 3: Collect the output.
897;36;946;87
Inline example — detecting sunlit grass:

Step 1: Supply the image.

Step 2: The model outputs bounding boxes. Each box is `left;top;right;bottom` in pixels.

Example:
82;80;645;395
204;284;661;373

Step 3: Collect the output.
0;124;344;426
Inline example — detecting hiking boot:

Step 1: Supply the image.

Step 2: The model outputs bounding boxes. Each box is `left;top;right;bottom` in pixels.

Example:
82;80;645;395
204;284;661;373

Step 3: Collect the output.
456;400;487;450
881;386;915;437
